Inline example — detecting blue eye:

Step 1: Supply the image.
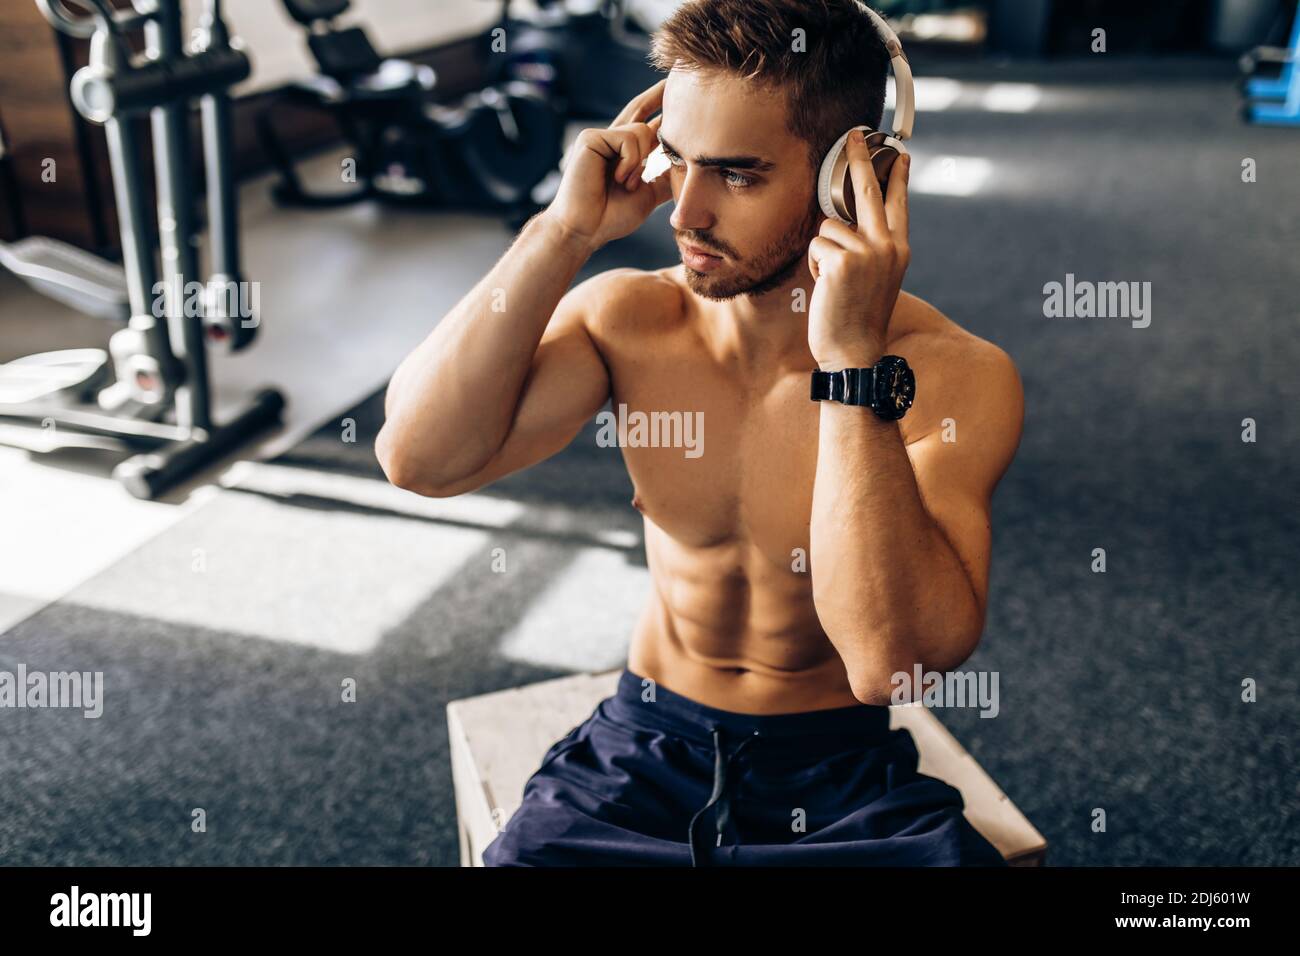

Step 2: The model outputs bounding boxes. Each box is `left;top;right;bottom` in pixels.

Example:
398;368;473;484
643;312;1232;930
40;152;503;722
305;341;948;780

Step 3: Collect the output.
663;149;754;189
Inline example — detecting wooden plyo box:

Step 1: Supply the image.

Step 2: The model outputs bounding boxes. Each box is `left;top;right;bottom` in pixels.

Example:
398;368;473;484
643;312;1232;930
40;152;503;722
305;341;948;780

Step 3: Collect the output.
447;669;1047;866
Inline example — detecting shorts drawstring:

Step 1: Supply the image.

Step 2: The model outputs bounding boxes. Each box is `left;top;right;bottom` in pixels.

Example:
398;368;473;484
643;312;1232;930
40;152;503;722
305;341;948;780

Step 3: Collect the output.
688;725;761;866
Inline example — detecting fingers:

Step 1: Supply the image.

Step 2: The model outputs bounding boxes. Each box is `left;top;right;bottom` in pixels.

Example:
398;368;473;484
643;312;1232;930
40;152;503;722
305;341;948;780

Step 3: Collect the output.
610;78;666;128
595;103;664;190
613;135;641;188
812;200;909;281
884;150;911;245
611;122;661;188
807;234;841;282
817;217;865;250
845;130;889;239
578;123;656;188
648;162;674;206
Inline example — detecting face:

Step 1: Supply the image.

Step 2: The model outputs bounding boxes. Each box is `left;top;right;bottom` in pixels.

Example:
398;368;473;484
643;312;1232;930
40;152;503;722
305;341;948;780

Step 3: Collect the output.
659;69;821;301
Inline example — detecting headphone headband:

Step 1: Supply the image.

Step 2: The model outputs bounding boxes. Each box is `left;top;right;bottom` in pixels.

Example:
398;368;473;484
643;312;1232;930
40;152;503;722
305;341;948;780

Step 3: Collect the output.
854;2;913;141
816;4;916;222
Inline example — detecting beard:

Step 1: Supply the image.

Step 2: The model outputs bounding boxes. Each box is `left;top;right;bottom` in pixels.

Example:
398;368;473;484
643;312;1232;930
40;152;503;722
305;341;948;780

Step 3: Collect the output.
680;198;821;301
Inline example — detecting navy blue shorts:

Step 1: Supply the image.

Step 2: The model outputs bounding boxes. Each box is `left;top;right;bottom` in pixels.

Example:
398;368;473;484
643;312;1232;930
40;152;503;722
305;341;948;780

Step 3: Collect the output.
481;669;1007;866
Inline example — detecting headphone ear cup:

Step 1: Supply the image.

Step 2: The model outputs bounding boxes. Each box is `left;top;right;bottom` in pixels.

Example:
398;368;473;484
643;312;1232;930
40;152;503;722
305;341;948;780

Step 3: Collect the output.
817;126;861;222
868;139;900;194
818;127;904;223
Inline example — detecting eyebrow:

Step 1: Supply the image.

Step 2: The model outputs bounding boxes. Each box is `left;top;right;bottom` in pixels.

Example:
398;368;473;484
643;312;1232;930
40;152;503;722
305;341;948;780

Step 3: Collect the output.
657;132;776;172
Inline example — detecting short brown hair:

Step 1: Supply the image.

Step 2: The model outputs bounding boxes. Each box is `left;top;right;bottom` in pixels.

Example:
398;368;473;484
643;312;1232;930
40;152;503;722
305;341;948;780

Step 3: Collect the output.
649;0;892;175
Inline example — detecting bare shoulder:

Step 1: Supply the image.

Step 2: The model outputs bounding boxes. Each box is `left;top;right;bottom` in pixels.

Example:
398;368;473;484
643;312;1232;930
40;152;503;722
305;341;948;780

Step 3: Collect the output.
890;291;1017;372
561;266;684;342
890;292;1024;463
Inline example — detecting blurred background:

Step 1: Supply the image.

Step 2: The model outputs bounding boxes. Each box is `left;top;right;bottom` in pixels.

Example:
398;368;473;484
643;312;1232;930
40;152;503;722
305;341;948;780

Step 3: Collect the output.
0;0;1296;866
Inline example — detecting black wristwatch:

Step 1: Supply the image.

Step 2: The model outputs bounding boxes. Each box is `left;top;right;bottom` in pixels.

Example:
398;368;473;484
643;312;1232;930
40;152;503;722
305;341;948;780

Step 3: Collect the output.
810;355;916;420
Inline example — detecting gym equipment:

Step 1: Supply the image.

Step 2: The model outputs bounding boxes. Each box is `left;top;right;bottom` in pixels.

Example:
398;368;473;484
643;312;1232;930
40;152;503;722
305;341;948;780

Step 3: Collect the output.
257;0;565;216
0;236;129;321
0;0;285;500
486;0;669;122
1240;2;1299;97
1240;3;1300;126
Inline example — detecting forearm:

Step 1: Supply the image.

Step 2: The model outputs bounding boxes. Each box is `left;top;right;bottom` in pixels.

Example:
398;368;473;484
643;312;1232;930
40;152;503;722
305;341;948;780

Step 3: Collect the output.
378;213;593;485
810;376;982;698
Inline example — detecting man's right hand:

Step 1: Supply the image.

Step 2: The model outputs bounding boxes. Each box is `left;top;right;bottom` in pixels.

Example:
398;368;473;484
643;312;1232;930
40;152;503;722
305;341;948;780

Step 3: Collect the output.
544;79;674;252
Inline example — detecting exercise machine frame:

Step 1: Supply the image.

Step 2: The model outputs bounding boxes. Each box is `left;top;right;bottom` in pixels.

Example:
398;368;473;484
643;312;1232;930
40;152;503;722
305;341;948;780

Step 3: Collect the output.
0;0;284;499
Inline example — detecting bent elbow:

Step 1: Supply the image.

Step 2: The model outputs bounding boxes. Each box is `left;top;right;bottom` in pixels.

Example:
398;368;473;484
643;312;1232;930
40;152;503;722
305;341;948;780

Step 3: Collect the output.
376;452;423;495
832;630;914;708
850;677;898;708
375;415;499;498
845;629;987;708
846;660;908;708
375;426;443;497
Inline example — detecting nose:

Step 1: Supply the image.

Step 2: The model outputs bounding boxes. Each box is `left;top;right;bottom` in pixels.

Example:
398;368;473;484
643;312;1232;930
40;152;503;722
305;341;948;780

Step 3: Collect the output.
668;168;715;234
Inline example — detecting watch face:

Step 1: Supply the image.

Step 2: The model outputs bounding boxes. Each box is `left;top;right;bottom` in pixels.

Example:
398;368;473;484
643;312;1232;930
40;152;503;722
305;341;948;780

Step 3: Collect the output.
875;356;915;419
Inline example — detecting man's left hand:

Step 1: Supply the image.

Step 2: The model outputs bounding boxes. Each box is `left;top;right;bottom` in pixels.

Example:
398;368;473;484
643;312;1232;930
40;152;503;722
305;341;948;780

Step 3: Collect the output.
806;131;911;368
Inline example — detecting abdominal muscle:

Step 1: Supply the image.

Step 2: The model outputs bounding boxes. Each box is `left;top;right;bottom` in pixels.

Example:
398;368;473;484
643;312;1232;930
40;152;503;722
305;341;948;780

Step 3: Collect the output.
625;521;863;715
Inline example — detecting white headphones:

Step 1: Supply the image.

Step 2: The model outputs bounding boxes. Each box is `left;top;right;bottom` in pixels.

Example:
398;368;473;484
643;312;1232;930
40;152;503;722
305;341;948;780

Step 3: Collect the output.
641;2;915;226
816;2;915;223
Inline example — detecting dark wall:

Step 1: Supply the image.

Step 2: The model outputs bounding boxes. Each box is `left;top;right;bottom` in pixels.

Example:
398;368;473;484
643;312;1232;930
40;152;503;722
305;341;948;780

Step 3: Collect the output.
986;0;1291;56
0;1;110;249
1044;0;1216;55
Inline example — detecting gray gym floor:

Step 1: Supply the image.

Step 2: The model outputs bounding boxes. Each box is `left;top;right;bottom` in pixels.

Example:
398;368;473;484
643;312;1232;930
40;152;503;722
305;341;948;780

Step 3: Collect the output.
1;57;1296;866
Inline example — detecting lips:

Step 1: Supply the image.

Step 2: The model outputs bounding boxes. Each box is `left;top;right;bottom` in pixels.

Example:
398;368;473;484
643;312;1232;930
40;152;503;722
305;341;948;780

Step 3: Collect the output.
683;243;722;259
681;243;724;273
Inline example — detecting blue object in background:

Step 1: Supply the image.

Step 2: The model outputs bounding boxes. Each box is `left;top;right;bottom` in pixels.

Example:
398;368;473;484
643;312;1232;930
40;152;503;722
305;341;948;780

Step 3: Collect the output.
1244;5;1300;124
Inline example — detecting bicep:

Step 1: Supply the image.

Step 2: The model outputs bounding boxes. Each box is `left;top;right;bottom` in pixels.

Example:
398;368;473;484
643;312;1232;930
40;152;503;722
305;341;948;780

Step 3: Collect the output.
908;350;1024;617
428;286;611;496
912;453;994;618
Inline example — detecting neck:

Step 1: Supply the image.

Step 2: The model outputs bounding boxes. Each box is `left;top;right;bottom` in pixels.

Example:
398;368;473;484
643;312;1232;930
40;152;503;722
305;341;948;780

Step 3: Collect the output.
693;260;818;374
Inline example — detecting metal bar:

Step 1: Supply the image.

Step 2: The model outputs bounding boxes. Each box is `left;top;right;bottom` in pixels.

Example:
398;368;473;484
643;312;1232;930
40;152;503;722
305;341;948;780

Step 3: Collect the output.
0;403;189;442
201;87;239;277
144;0;211;430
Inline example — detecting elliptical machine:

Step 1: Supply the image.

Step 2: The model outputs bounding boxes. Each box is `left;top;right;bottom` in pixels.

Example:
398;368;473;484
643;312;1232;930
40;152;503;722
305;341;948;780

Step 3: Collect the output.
0;0;284;500
485;0;670;123
257;0;566;217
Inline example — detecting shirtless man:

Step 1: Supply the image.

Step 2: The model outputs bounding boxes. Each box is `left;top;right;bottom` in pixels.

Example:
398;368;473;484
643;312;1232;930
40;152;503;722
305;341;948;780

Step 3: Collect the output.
377;0;1023;866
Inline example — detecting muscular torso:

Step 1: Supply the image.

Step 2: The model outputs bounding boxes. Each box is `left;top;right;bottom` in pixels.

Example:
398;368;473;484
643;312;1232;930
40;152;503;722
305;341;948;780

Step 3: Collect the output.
585;265;969;715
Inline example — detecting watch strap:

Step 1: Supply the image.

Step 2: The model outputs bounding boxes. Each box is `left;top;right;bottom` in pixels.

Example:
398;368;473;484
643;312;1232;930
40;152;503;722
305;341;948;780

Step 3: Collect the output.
810;366;872;406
